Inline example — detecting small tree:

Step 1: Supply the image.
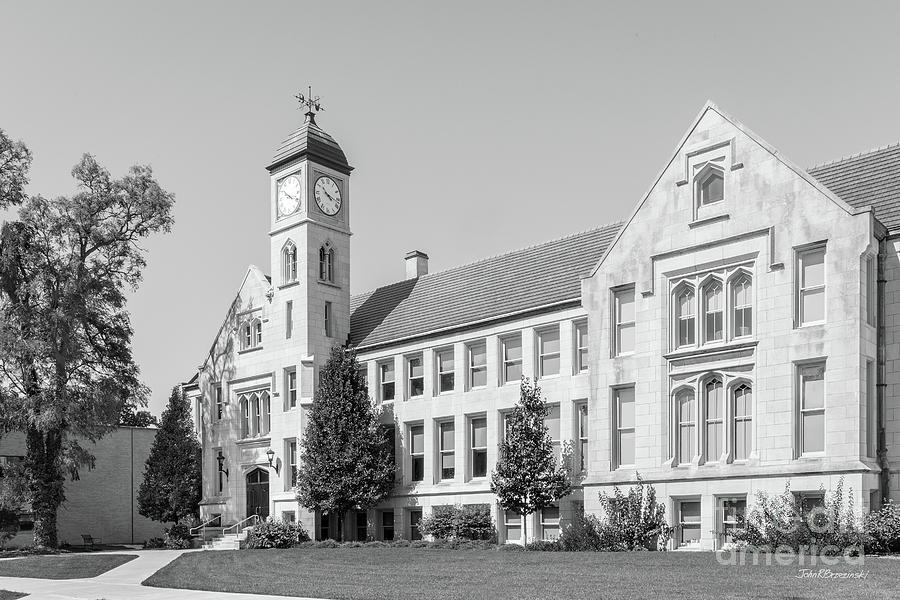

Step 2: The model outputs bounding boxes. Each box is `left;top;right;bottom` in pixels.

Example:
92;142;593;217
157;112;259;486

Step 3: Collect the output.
120;404;159;427
137;386;201;524
296;346;395;541
491;378;570;545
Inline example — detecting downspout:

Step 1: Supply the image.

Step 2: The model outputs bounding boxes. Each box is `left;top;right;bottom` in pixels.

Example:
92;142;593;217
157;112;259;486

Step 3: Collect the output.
877;238;890;504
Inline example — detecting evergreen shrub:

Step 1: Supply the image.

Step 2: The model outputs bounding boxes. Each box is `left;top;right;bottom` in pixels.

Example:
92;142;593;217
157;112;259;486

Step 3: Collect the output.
245;518;310;549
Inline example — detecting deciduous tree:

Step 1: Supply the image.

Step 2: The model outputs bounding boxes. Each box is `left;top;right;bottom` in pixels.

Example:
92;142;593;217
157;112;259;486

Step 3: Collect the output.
0;147;174;547
296;346;395;540
137;386;201;524
491;377;571;546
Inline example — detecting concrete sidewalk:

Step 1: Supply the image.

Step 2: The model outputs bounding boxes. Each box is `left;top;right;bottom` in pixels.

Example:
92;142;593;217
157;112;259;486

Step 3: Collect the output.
0;549;319;599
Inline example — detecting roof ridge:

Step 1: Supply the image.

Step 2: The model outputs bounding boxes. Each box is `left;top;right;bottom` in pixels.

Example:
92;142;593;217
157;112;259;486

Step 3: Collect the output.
808;141;900;172
351;221;623;301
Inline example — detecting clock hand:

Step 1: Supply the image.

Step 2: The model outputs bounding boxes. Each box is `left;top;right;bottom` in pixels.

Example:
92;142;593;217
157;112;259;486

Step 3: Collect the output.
325;190;337;203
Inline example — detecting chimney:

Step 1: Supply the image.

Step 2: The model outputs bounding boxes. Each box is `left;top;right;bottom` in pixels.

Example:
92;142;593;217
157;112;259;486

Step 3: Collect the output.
405;250;429;280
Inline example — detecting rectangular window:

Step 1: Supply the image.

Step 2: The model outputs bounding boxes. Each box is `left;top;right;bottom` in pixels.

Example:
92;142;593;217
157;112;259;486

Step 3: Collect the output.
379;361;395;403
577;403;588;472
575;321;588;372
540;506;561;541
409;425;424;482
719;497;746;546
614;387;635;468
867;360;876;458
288;440;297;488
501;334;523;384
282;511;296;523
286;300;293;339
436;348;455;394
324;301;333;337
538;326;561;378
545;404;561;463
468;341;487;389
407;355;424;398
355;511;368;542
798;246;826;325
470;417;487;478
215;385;223;420
866;256;876;327
358;364;368;389
678;501;701;547
799;363;826;455
381;511;394;541
409;509;423;541
439;421;455;480
287;370;297;409
614;288;636;355
504;509;521;542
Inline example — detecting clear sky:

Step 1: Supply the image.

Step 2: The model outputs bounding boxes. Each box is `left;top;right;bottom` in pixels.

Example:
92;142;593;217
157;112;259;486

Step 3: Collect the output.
2;1;899;416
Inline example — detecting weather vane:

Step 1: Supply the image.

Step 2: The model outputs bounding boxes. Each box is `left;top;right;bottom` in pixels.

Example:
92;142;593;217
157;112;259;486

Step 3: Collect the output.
295;86;325;114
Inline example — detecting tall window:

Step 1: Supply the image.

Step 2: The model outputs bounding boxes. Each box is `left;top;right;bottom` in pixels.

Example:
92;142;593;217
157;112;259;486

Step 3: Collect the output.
239;391;270;437
285;300;293;339
439;421;455;480
575;321;588;372
676;287;695;347
798;246;826;325
324;302;332;337
282;241;298;284
409;425;424;482
544;404;561;463
215;385;223;420
720;498;746;545
541;506;561;541
407;355;424;398
254;319;263;346
501;334;522;384
733;384;752;461
240;396;250;438
799;363;825;455
319;244;335;283
676;390;695;464
866;256;876;327
470;417;487;478
242;321;252;350
732;276;752;338
468;341;487;389
702;281;723;342
436;348;455;394
697;167;724;206
288;440;298;487
379;361;395;403
287;369;297;409
577;403;588;472
538;326;560;378
614;387;635;468
381;511;394;541
614;288;636;355
704;379;724;462
409;510;423;541
504;509;521;543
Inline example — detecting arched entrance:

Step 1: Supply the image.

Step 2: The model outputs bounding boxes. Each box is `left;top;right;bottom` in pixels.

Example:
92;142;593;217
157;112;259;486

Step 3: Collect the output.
245;468;269;519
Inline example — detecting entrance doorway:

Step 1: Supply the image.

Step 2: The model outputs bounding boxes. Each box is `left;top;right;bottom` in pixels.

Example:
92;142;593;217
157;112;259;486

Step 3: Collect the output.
246;468;270;519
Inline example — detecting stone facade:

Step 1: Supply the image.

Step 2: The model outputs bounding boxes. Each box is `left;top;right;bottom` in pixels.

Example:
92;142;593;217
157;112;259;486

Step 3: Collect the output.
188;102;898;548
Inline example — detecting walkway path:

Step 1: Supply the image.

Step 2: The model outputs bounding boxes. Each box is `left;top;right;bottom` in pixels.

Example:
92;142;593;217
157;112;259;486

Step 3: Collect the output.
0;549;320;599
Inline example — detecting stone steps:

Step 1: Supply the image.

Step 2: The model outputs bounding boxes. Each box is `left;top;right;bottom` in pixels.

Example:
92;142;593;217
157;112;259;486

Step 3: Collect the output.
201;526;253;551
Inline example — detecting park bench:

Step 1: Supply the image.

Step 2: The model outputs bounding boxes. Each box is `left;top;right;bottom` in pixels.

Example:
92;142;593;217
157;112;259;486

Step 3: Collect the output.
80;534;102;550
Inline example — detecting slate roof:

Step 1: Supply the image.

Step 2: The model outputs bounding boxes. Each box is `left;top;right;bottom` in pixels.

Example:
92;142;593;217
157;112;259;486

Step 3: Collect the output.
267;113;352;175
808;143;900;232
349;223;622;349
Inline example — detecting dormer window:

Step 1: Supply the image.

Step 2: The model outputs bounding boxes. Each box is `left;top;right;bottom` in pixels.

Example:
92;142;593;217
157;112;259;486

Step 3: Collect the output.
319;243;335;283
282;241;298;284
696;166;724;207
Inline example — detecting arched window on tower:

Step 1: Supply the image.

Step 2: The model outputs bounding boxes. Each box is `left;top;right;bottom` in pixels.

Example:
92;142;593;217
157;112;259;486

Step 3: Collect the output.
319;243;335;283
282;241;298;284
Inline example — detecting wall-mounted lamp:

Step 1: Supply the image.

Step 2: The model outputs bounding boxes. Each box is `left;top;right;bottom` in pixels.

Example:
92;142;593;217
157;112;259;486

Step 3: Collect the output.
216;451;229;478
266;447;279;473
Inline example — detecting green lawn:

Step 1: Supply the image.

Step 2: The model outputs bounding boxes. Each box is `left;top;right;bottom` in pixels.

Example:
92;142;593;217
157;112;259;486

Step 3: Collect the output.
0;591;27;600
0;554;136;579
143;548;900;600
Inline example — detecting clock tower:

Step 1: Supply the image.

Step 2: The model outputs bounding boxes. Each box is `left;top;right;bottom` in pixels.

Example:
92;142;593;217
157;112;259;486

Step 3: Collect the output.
266;102;353;374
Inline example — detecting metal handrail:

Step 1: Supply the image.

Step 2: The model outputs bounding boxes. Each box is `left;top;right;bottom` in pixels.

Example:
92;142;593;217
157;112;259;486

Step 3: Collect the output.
223;514;261;536
190;516;222;536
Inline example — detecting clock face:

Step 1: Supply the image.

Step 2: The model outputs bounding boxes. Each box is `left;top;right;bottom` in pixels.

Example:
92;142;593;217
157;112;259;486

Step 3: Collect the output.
314;176;342;216
277;174;302;216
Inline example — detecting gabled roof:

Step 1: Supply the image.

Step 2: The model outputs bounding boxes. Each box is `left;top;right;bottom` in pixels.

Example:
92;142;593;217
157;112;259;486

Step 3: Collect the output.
349;223;622;349
808;143;900;233
266;113;352;175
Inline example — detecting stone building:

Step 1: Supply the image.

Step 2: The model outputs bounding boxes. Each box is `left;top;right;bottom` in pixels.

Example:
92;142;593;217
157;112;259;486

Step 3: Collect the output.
185;101;899;549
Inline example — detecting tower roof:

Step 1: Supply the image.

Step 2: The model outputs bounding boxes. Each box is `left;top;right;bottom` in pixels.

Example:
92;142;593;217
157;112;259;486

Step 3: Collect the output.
266;112;352;175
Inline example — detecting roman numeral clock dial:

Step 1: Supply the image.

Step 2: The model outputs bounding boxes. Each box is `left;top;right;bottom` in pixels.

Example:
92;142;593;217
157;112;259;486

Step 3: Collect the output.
314;175;342;216
277;174;302;217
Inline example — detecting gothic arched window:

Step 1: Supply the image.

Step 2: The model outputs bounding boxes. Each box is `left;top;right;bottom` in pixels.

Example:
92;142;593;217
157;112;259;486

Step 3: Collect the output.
675;389;695;465
696;166;724;206
702;280;724;343
732;275;752;338
319;243;335;283
704;378;724;463
675;286;695;348
733;384;752;461
282;241;298;284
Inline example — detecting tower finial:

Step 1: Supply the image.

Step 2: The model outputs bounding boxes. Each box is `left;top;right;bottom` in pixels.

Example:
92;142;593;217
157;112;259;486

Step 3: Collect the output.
294;86;325;124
